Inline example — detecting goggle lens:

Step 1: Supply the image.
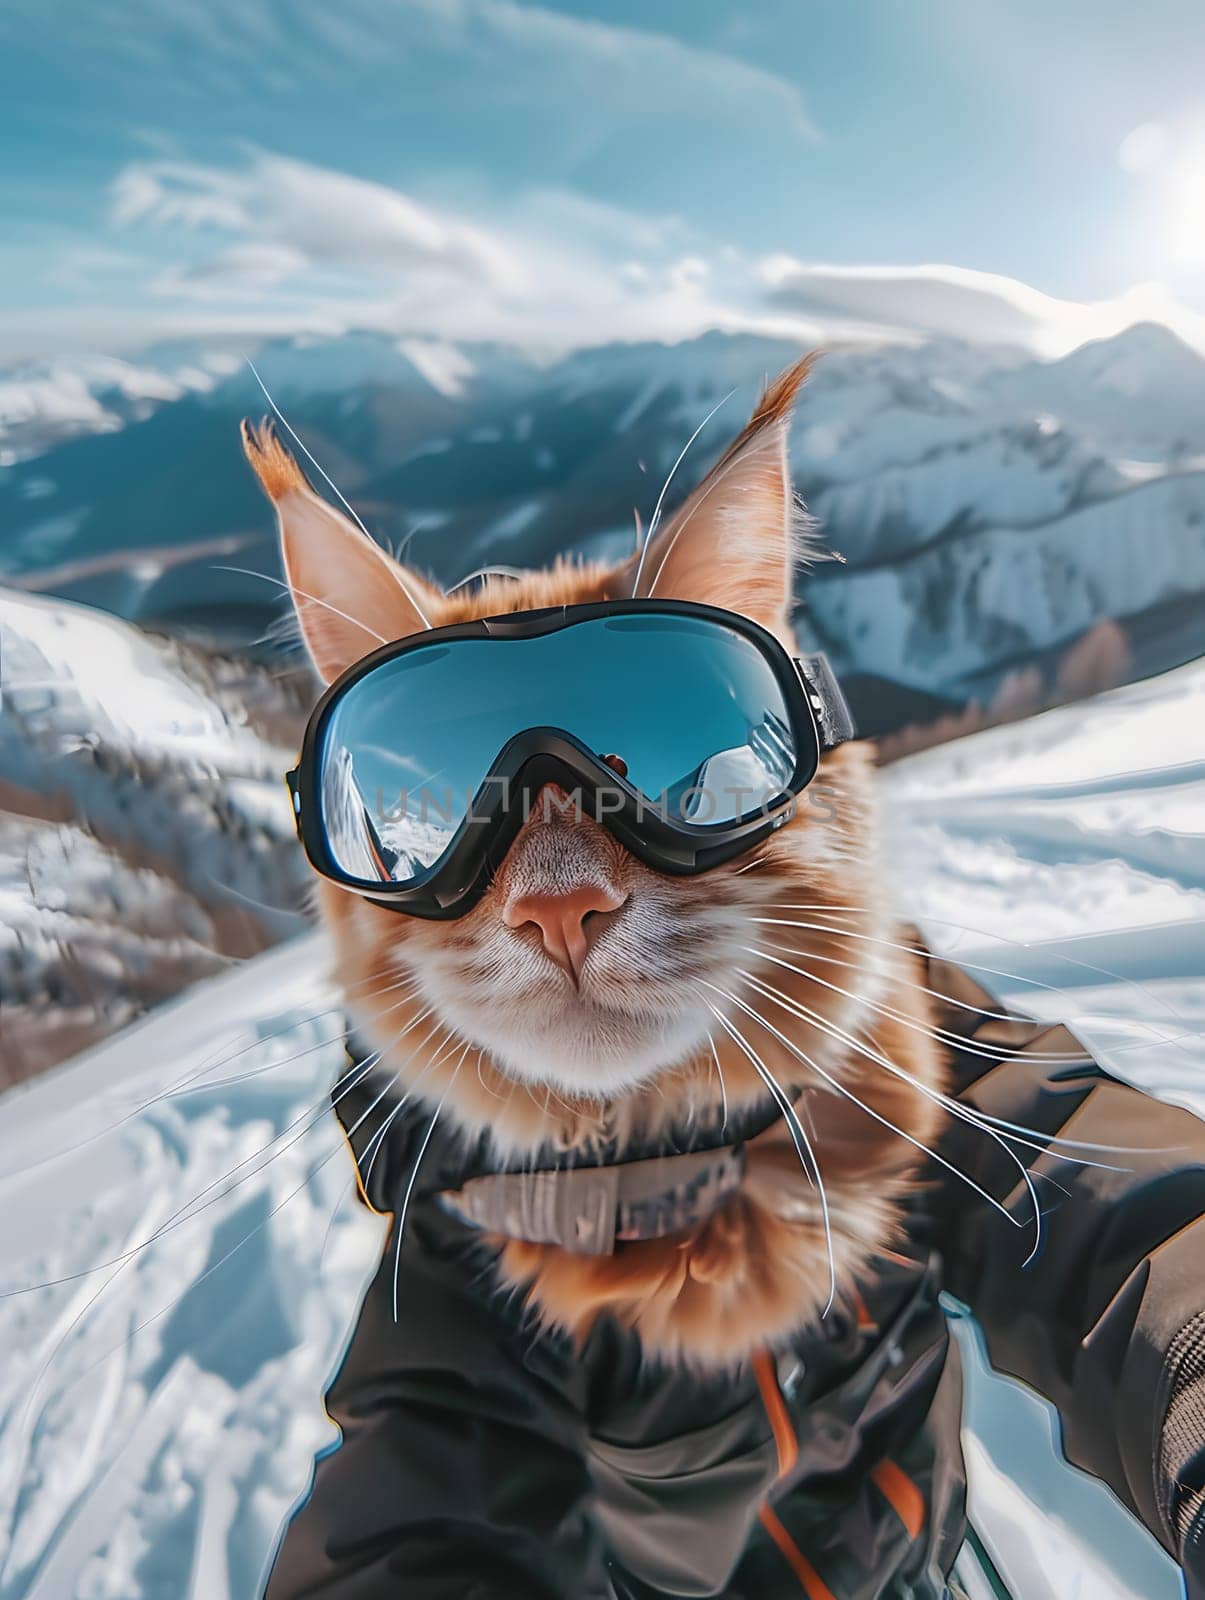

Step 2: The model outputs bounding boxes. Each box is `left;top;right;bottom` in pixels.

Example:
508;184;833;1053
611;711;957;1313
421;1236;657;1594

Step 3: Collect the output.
316;612;800;887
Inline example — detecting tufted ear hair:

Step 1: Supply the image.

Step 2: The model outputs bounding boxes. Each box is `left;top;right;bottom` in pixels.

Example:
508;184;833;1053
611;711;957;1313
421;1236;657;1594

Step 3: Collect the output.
620;356;814;634
241;419;441;682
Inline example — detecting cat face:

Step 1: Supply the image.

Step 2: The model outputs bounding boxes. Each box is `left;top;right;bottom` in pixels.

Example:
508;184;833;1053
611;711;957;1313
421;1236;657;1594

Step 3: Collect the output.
245;360;882;1151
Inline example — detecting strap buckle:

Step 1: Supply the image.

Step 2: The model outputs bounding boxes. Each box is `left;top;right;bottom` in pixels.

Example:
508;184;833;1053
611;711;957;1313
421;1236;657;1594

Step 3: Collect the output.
794;652;856;751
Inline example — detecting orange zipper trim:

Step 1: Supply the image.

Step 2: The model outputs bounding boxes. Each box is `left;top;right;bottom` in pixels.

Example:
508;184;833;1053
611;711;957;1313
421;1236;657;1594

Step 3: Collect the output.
758;1504;840;1600
753;1348;838;1598
870;1458;925;1540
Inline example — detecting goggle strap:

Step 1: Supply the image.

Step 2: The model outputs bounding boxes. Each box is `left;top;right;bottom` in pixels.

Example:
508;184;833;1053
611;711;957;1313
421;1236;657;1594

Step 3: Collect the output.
795;652;857;751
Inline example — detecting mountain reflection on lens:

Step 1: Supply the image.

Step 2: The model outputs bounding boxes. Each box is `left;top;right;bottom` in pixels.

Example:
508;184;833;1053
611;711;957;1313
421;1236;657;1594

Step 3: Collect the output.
300;603;834;906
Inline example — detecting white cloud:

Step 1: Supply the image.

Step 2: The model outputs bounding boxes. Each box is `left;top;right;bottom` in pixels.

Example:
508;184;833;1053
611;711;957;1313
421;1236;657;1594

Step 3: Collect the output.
93;148;748;355
5;149;1205;365
759;257;1071;347
668;256;710;293
408;0;820;141
112;153;524;294
756;256;1205;358
29;0;819;144
157;242;309;298
509;186;690;259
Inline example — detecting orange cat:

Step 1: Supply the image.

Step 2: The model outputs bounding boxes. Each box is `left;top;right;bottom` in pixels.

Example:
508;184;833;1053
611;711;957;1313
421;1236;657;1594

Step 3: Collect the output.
242;361;946;1368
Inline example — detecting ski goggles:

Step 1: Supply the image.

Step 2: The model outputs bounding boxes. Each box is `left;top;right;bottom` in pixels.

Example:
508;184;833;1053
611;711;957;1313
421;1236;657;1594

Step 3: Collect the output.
286;600;855;918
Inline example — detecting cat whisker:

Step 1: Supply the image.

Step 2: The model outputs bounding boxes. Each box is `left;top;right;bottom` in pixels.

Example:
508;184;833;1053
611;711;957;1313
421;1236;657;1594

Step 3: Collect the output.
180;982;423;1102
447;564;527;594
753;935;1095;1069
527;1073;581;1120
391;1065;461;1323
700;978;1032;1246
6;995;442;1302
752;934;1196;1139
180;1028;360;1095
19;1037;423;1455
0;968;421;1187
0;1002;347;1182
756;928;1079;1031
743;949;1150;1165
544;1081;582;1116
745;962;1047;1191
244;361;434;629
706;1034;730;1134
645;408;771;600
760;905;1203;1046
4;1039;387;1303
212;563;389;646
633;389;736;597
358;1033;469;1196
206;976;431;1095
316;1169;359;1275
199;872;302;922
388;521;428;567
1;1011;447;1506
753;937;1203;1060
345;969;425;1005
733;964;1049;1258
699;995;836;1316
474;1047;509;1101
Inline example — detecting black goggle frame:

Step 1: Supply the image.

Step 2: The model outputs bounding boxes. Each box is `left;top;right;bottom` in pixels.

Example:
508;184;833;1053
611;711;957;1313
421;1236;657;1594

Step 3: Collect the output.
285;599;855;920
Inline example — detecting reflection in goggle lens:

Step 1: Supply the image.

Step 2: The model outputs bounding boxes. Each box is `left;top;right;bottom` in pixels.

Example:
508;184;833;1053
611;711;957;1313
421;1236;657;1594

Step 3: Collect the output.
316;614;799;885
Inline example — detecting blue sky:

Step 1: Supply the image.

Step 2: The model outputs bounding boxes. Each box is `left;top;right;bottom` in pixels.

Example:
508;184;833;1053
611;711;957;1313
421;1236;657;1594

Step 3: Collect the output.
2;0;1204;361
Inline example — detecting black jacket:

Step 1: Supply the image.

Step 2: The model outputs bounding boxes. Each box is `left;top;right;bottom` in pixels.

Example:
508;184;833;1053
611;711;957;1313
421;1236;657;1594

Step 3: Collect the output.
264;959;1205;1599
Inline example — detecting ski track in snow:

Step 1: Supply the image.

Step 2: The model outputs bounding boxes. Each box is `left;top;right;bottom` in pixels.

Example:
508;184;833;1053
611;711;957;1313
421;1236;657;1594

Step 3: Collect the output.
1;662;1203;1598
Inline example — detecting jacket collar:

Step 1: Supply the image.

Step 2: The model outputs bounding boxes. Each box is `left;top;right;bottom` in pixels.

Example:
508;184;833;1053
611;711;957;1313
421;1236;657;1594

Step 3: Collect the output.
339;1031;782;1253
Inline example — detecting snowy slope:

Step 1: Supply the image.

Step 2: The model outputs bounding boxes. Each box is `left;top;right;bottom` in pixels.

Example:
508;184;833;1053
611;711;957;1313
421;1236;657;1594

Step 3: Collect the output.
0;943;369;1600
883;657;1205;1109
0;587;310;1083
1;660;1203;1597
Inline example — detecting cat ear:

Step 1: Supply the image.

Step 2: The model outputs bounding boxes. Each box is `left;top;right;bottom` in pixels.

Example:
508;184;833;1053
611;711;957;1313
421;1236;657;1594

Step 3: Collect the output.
241;419;440;682
622;357;813;631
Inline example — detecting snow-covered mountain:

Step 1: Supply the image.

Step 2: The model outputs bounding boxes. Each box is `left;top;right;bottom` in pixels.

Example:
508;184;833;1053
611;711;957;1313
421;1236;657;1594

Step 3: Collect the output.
0;588;311;1084
3;321;1204;735
1;650;1201;1600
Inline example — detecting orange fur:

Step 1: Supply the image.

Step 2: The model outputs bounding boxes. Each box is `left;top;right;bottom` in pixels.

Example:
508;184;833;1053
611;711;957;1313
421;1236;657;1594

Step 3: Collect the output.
253;362;948;1367
240;417;309;501
711;355;817;469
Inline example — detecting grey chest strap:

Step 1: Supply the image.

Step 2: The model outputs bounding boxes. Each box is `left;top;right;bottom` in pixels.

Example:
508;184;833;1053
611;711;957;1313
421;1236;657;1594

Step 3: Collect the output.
440;1142;747;1256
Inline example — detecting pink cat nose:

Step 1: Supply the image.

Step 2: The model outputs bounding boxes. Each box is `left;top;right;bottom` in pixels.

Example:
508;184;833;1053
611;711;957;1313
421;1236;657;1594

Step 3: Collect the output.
502;882;628;985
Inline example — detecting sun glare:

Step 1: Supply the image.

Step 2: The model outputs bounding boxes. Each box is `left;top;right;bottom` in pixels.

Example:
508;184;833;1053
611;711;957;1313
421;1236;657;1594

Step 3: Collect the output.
1120;120;1205;274
1166;142;1205;267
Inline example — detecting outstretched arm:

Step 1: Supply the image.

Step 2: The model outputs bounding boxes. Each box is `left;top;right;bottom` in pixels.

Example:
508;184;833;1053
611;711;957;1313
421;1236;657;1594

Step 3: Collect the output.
927;957;1205;1595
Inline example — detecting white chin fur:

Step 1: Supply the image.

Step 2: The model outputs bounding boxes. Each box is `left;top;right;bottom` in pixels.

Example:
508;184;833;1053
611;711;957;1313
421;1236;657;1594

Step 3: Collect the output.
432;989;711;1098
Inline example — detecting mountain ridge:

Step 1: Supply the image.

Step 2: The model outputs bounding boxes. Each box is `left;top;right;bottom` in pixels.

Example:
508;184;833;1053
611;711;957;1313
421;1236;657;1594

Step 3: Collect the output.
3;321;1203;726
